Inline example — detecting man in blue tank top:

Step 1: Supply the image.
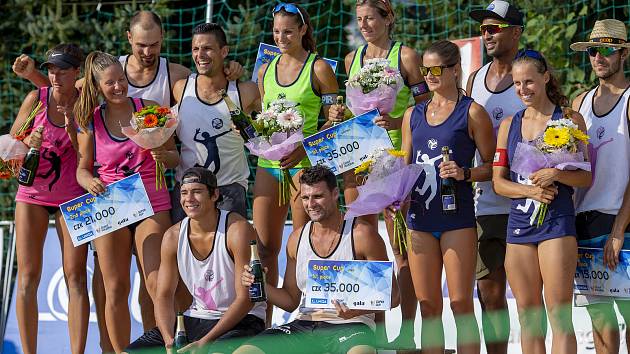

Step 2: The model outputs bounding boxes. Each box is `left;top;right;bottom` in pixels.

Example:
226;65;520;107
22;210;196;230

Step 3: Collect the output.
571;19;630;354
125;168;264;353
467;2;525;353
236;165;398;354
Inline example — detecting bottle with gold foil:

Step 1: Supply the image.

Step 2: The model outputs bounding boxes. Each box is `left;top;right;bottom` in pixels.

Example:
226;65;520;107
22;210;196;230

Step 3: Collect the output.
219;89;257;142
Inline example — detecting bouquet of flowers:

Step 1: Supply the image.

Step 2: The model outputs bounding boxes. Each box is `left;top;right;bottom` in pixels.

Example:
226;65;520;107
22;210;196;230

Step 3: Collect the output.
245;94;304;205
511;114;590;226
345;58;404;116
0;134;29;179
121;105;178;190
346;148;423;252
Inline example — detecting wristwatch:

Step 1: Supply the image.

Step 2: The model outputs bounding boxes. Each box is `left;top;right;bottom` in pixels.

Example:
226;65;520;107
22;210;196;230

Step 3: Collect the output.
463;167;471;181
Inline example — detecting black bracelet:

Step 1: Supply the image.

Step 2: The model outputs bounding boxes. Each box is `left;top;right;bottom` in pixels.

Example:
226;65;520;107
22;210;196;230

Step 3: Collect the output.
463;167;471;181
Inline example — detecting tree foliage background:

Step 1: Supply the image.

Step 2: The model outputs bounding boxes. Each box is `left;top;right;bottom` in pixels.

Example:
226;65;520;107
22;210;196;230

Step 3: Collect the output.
0;0;628;221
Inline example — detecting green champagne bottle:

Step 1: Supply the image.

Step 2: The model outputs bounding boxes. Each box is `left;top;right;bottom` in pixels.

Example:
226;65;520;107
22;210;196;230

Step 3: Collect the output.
17;127;44;187
173;312;189;349
249;240;267;302
219;89;258;142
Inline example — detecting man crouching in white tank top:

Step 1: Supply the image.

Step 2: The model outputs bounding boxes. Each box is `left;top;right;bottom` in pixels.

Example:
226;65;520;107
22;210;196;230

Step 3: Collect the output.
124;167;266;353
234;165;399;354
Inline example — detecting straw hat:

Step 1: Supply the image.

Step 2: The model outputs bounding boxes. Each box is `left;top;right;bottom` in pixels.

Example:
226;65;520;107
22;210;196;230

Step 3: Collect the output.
570;19;630;51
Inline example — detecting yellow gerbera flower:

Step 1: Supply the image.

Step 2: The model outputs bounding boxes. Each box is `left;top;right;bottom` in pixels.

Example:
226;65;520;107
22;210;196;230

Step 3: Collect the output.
543;127;571;148
387;149;407;158
354;160;373;174
570;128;589;144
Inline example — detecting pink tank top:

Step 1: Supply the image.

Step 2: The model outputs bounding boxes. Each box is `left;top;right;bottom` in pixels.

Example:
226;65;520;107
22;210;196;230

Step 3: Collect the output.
16;87;85;207
92;97;171;213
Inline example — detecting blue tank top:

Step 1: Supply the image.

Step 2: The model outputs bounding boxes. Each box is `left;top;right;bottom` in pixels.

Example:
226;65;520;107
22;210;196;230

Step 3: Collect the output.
406;96;476;232
506;106;576;242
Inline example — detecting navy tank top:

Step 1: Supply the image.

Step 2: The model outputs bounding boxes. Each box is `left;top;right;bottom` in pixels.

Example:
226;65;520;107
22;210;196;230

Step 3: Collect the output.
506;106;577;243
406;95;476;232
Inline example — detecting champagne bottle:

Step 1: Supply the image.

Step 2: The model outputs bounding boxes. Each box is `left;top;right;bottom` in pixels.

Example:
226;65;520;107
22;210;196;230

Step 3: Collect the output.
173;312;189;349
17;126;44;187
440;146;457;214
249;240;267;302
219;89;257;142
334;96;344;126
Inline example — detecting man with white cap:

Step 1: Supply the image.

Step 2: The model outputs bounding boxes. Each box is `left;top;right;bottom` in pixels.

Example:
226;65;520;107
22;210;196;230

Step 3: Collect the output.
467;2;525;353
571;18;630;354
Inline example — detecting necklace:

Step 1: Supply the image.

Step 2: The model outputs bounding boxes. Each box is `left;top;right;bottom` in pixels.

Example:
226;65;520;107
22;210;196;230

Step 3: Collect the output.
429;93;461;118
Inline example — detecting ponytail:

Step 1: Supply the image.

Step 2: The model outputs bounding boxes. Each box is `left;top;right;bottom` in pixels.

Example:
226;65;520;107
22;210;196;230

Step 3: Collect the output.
74;51;120;130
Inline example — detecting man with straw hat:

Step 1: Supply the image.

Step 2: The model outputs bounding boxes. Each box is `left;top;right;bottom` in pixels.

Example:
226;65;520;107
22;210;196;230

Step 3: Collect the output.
571;18;630;354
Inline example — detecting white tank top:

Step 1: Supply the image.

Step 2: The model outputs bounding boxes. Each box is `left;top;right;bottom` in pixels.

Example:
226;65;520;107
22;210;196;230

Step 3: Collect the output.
470;62;525;216
575;85;630;214
119;55;171;106
175;75;249;189
295;217;375;329
177;210;266;320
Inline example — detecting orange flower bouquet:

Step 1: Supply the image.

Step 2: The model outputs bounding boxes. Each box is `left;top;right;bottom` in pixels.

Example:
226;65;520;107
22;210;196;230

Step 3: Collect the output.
121;105;178;190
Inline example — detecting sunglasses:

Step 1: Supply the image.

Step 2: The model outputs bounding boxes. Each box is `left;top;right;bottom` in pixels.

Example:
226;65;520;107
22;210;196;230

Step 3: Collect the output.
420;63;456;77
587;46;621;57
479;23;520;35
515;49;548;71
272;3;305;24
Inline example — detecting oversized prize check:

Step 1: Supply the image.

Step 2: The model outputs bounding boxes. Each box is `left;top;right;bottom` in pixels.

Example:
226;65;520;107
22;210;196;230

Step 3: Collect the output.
251;43;338;83
305;259;393;311
302;109;393;175
61;173;155;247
574;247;630;297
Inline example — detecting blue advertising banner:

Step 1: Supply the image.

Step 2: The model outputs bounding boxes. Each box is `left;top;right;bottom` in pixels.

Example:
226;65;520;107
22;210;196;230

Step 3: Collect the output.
306;259;393;310
1;227;143;353
251;43;338;82
302;109;393;175
60;173;154;247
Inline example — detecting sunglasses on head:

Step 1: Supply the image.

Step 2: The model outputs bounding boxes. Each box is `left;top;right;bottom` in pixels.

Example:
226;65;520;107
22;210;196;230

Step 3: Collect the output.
587;46;621;57
515;49;548;71
272;3;305;25
479;23;520;35
420;63;456;77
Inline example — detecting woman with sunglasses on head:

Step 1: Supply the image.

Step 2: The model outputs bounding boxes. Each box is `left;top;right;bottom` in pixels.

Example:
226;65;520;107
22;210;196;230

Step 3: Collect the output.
337;1;428;347
254;2;339;311
11;43;89;354
493;50;591;353
400;40;495;354
74;51;179;352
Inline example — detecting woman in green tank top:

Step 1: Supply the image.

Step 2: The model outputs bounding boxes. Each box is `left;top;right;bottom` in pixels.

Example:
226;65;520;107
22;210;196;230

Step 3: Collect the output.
335;0;429;348
253;3;340;301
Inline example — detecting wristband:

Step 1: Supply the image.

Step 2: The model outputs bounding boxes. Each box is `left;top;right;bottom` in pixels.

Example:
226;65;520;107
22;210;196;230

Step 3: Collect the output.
321;94;336;106
493;148;508;167
463;167;471;181
410;82;429;97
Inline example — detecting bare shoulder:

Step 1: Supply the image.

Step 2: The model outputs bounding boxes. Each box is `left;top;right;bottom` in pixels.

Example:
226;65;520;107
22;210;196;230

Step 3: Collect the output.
352;218;383;244
469;101;489;116
162;222;182;249
237;80;259;95
257;62;269;81
168;61;192;81
285;225;305;259
571;90;589;111
314;57;335;76
400;45;420;61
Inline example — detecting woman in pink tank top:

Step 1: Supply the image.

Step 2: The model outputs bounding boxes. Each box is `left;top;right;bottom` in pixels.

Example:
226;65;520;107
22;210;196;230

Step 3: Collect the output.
10;44;90;354
74;51;179;352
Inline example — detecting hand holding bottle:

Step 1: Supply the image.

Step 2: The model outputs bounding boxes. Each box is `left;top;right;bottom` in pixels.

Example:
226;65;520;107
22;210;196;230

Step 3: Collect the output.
25;126;44;149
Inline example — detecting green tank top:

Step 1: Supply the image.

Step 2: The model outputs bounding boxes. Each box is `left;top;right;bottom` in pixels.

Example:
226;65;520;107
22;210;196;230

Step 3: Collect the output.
348;41;413;149
259;53;322;169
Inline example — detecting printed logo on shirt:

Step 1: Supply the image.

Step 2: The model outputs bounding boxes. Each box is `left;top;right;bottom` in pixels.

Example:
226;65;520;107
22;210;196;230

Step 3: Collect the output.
212;117;224;130
597;126;605;140
492;107;504;120
427;138;438;150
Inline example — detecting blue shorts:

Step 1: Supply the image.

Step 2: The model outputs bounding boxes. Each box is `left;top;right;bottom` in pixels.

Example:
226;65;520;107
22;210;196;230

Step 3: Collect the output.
262;167;301;182
507;214;576;244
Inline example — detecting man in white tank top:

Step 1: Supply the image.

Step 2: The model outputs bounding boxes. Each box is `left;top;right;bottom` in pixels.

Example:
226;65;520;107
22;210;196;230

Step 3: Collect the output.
235;166;398;354
571;19;630;354
467;2;524;353
125;168;265;352
170;23;260;222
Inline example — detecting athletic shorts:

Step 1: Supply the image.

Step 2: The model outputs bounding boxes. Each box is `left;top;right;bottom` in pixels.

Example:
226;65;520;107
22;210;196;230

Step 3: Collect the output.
475;214;508;280
242;320;374;354
125;314;264;352
170;182;248;223
574;210;630;306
